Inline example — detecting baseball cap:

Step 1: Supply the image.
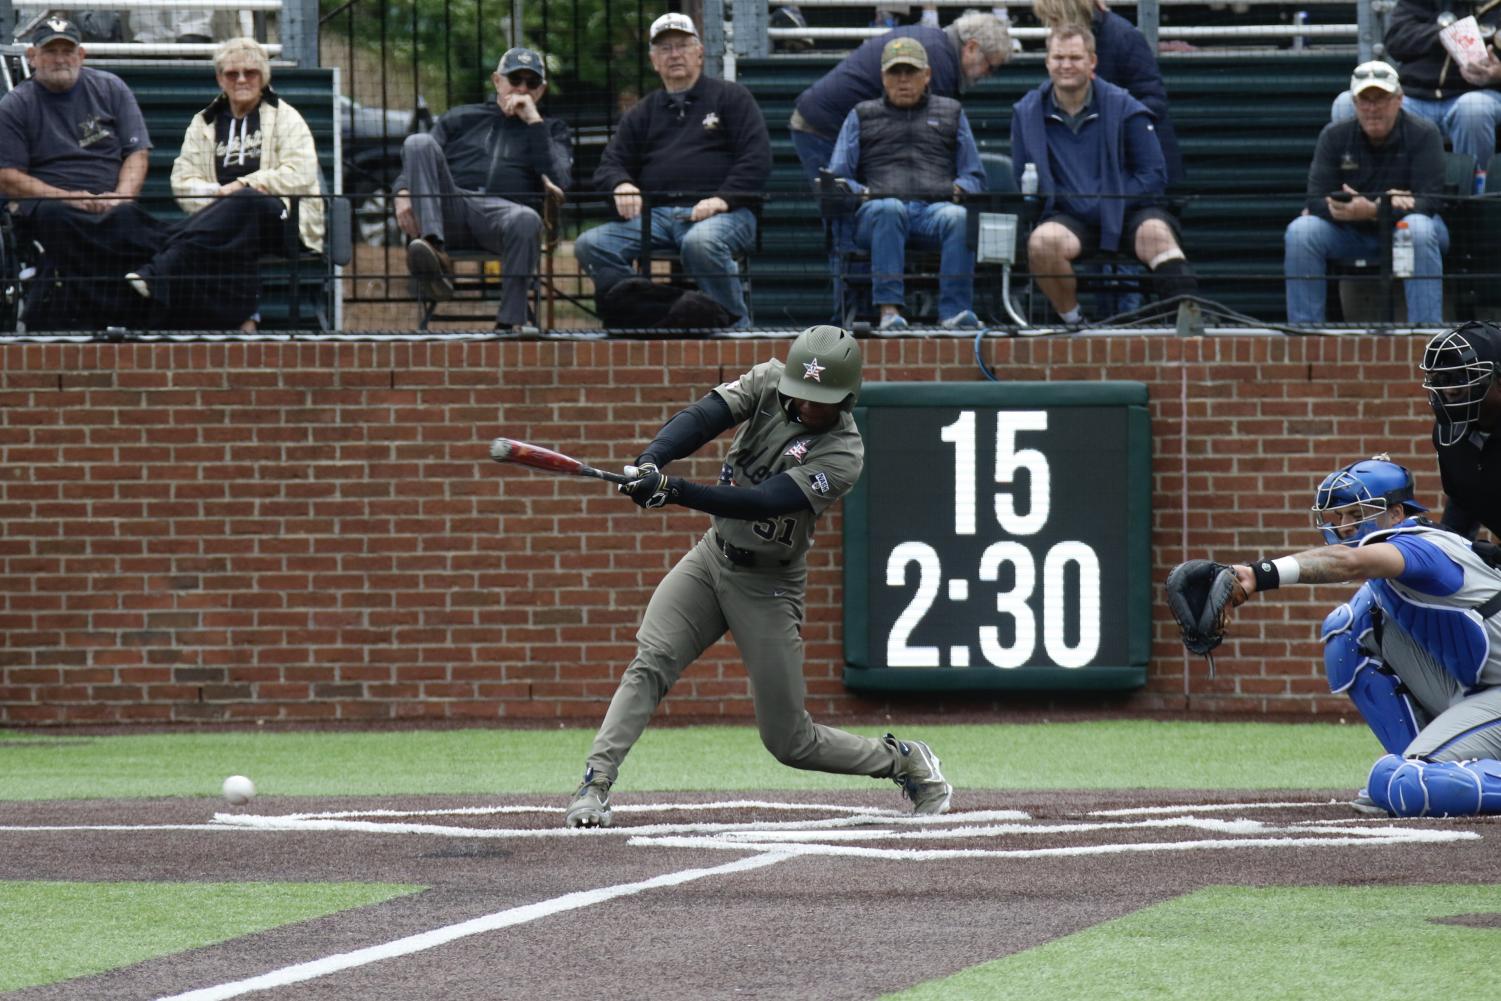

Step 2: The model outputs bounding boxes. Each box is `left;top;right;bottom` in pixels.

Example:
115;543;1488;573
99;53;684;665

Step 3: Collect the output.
649;12;699;43
1350;60;1400;96
31;16;82;47
497;46;546;83
881;37;929;72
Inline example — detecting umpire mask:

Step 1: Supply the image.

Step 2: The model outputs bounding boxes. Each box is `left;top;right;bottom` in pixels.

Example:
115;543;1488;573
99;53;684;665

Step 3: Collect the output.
1421;321;1501;446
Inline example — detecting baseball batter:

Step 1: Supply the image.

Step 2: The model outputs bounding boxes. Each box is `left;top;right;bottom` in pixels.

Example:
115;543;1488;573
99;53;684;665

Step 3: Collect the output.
1230;456;1501;816
565;325;952;828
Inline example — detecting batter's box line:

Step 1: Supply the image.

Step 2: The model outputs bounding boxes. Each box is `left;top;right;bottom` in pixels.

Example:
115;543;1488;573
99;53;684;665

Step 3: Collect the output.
275;799;954;822
629;826;1481;861
1086;800;1343;817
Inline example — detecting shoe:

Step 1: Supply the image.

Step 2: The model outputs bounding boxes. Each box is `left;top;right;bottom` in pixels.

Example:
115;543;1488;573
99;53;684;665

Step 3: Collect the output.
940;309;980;329
495;322;541;336
565;766;613;828
1349;789;1386;816
407;237;454;302
125;272;151;299
885;733;952;815
878;313;908;331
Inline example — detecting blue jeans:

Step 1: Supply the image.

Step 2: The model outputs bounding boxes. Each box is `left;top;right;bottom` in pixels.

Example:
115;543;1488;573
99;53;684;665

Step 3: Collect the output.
853;198;973;318
1332;88;1501;174
1283;213;1449;323
574;206;756;323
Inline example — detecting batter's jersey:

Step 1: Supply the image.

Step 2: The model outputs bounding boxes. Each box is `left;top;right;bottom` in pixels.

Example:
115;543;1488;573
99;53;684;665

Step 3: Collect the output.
709;360;864;565
1363;520;1501;687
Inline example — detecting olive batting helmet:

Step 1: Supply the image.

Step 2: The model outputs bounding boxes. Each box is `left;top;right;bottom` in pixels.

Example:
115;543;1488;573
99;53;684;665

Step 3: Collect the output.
779;324;862;411
1421;321;1501;446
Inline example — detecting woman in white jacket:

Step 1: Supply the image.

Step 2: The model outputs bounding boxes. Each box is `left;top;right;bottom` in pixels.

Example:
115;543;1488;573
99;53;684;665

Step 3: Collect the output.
127;37;325;329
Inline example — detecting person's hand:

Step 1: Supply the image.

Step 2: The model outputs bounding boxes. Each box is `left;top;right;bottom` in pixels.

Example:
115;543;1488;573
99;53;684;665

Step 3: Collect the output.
1232;564;1256;600
394;190;419;238
1327;184;1375;222
1460;52;1501;86
502;92;542;124
613;182;642;221
618;462;675;509
215;179;248;198
64;191;109;213
689;196;728;222
1387;188;1415;213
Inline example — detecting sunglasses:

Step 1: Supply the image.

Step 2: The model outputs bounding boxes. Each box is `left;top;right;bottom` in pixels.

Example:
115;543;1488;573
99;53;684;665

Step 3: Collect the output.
221;67;262;80
506;72;543;89
1351;65;1397;83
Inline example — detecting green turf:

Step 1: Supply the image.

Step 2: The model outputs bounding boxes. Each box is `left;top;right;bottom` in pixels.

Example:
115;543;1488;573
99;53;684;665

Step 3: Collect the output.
0;721;1382;800
0;880;423;992
886;884;1501;1001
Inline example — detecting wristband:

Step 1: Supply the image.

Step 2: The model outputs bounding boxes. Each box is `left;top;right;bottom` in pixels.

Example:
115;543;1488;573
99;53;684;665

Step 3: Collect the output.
1251;559;1280;592
1272;555;1301;586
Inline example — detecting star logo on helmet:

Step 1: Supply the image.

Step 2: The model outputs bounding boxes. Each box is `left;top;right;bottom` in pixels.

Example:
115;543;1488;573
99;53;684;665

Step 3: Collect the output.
802;358;826;382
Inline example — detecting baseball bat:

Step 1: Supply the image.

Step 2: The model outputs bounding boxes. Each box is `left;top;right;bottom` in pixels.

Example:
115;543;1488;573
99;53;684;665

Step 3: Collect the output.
488;437;632;485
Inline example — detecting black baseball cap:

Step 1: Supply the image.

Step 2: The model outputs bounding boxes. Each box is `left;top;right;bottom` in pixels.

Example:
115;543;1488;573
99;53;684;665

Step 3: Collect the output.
31;16;82;47
497;47;545;83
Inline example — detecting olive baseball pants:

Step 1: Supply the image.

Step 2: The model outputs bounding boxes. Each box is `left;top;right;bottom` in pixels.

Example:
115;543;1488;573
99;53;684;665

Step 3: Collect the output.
585;533;897;784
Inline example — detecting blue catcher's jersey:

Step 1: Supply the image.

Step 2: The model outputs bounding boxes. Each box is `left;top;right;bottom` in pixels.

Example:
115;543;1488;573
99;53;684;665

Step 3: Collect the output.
1361;520;1501;687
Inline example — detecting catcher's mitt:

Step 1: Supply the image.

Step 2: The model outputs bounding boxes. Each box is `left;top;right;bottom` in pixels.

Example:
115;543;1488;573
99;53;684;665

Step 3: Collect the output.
1164;559;1245;657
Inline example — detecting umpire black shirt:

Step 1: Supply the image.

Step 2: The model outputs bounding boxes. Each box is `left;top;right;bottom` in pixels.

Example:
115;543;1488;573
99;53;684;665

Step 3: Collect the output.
1434;424;1501;539
592;75;770;211
1303;112;1445;229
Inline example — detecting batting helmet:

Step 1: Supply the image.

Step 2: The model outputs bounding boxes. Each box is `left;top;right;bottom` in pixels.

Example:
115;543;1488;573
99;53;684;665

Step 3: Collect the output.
1311;454;1427;546
778;324;862;411
1420;321;1501;446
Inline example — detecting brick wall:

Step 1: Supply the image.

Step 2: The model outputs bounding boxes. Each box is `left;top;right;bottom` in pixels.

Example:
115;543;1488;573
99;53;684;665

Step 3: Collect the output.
0;335;1435;726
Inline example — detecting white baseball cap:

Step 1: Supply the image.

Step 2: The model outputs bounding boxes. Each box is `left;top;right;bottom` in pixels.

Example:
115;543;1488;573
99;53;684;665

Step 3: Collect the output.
649;12;699;42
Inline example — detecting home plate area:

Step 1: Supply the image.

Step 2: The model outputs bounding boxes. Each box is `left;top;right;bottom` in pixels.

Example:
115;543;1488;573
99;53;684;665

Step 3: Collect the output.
213;797;1481;859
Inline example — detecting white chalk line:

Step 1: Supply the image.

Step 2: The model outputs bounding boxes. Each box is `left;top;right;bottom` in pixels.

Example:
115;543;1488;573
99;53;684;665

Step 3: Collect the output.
278;799;915;821
629;826;1479;861
1086;801;1334;816
153;850;792;1001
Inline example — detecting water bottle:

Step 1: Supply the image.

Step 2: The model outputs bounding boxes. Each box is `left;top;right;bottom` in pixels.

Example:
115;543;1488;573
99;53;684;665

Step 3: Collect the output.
1392;219;1414;279
1021;162;1039;198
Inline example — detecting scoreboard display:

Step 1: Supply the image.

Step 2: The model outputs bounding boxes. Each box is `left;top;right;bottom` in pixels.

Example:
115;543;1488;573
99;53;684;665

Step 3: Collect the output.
842;382;1151;692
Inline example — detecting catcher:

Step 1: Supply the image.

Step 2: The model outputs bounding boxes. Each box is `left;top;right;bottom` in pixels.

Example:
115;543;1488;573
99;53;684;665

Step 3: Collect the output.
1166;455;1501;817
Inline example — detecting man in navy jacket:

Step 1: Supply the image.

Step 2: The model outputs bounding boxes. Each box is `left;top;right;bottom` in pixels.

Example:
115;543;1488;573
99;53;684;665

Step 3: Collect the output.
575;13;770;327
1010;25;1196;324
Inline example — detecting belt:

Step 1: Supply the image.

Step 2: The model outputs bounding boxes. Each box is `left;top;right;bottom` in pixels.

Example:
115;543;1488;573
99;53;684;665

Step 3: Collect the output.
713;532;791;569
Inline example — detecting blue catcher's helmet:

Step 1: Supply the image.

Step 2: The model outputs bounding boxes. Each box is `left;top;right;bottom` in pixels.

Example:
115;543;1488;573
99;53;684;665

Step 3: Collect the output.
1312;455;1428;546
1420;321;1501;446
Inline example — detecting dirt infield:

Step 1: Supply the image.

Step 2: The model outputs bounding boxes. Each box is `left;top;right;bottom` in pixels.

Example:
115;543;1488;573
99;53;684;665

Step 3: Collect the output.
3;789;1495;1000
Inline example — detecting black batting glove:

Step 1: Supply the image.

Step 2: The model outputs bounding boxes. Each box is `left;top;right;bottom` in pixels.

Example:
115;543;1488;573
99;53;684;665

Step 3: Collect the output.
619;463;676;509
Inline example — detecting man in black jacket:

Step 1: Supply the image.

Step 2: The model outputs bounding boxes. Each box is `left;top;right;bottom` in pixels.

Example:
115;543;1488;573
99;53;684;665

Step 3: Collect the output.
1333;0;1501;183
1285;61;1448;324
573;13;771;328
393;46;572;331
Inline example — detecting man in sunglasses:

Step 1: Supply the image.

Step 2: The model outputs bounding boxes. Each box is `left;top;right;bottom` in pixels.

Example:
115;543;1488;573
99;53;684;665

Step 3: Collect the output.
394;46;572;332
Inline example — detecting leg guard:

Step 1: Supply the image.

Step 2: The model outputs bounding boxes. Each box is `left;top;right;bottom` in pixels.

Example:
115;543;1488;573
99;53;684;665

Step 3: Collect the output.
1324;587;1421;755
1367;753;1501;817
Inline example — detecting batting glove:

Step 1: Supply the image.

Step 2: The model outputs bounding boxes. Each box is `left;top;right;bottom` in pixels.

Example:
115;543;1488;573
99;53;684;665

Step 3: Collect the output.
619;463;676;509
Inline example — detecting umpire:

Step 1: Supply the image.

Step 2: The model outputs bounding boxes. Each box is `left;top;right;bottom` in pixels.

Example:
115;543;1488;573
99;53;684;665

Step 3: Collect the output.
565;325;952;828
1420;321;1501;537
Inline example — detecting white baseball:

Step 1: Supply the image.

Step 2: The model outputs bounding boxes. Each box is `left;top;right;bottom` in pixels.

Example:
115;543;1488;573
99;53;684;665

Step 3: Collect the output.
222;774;256;805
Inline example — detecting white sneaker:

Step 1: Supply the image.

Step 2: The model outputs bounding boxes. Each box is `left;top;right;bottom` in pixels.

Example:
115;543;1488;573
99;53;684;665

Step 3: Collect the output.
941;309;980;329
878;313;908;331
125;273;151;299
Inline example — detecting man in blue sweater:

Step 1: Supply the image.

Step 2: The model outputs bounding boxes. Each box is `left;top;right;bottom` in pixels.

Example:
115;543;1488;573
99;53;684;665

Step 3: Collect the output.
790;12;1011;184
393;46;573;332
575;13;771;328
1010;25;1196;324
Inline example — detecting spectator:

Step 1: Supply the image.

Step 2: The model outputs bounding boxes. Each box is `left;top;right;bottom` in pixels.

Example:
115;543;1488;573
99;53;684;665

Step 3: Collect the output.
130;8;216;45
1285;61;1447;326
1334;0;1501;188
393;46;572;333
0;17;162;330
790;10;1011;184
574;13;770;328
826;37;987;330
1032;0;1184;184
1010;25;1196;325
125;37;325;330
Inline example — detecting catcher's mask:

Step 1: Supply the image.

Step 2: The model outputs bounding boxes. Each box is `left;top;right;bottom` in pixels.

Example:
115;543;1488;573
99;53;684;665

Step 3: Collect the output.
778;324;863;420
1420;321;1501;446
1311;455;1427;546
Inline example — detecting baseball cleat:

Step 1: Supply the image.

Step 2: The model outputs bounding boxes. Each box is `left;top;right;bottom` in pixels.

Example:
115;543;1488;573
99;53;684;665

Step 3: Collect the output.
1348;788;1387;816
885;732;952;815
565;766;613;828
